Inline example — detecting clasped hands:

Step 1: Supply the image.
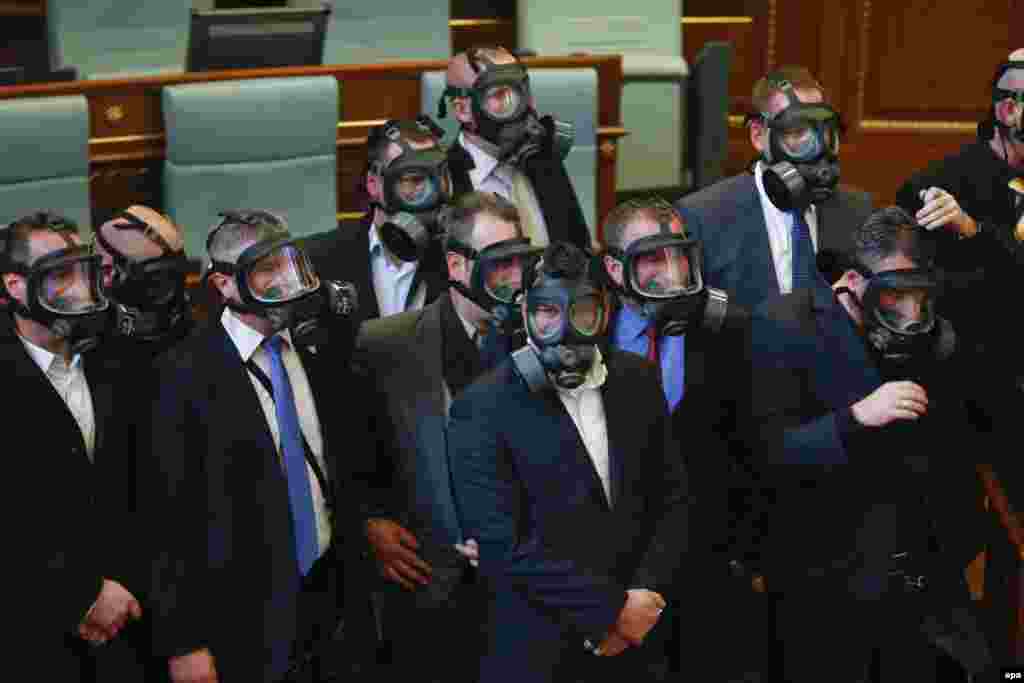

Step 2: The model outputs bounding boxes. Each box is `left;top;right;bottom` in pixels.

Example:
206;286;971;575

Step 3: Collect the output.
77;578;142;646
594;589;667;657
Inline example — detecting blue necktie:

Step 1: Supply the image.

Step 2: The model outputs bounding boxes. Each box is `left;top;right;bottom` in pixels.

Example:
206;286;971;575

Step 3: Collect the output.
265;335;318;576
790;209;819;291
478;324;510;372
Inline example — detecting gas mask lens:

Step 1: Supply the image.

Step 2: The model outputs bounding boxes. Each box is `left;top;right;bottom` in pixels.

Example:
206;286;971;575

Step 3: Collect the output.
247;244;319;305
394;169;448;210
38;259;107;315
874;287;934;334
482;83;526;122
482;252;526;305
568;294;607;337
630;244;694;299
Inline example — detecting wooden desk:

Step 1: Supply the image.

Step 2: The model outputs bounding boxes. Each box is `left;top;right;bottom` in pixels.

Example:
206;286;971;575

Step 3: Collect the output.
0;56;625;238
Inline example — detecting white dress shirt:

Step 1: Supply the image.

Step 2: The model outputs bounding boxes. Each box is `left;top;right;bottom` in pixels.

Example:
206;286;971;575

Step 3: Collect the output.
369;223;427;317
20;334;95;461
459;132;550;246
555;347;611;506
753;161;820;294
221;309;333;556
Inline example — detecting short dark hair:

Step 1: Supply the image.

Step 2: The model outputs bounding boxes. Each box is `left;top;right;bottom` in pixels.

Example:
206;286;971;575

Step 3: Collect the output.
602;196;683;252
532;241;590;287
751;65;825;116
851;206;930;272
2;211;79;271
366;119;440;174
443;191;521;252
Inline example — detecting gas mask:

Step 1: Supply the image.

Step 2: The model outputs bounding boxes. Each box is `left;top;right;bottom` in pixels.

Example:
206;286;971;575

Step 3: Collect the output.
2;226;110;356
511;247;610;391
373;118;453;262
606;203;729;336
438;49;574;167
93;210;191;343
836;267;955;364
205;211;357;347
992;60;1024;144
752;78;842;211
447;236;539;333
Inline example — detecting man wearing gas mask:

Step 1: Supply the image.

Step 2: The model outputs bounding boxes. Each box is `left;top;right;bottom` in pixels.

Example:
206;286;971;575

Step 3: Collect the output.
447;241;689;683
750;207;991;682
1;212;144;681
139;210;368;683
678;66;872;310
439;45;591;250
91;206;193;361
601;197;766;682
352;191;534;683
305;118;450;326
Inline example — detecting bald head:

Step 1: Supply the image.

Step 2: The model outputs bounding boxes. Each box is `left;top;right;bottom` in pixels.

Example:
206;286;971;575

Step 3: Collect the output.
998;48;1024;90
97;206;184;262
446;46;518;89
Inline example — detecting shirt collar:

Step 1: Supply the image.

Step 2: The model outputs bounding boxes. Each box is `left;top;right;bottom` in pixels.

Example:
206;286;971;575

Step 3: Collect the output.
556;344;608;398
221;307;293;362
17;332;81;375
460;131;501;186
452;303;479;343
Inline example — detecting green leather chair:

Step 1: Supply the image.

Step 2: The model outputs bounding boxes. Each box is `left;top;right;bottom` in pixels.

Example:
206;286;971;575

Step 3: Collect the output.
47;0;192;80
0;95;91;228
322;0;448;64
162;76;340;256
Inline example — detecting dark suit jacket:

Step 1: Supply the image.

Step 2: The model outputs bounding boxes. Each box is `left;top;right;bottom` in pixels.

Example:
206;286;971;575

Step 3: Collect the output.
354;294;466;568
447;137;592;250
447;350;689;682
677;173;873;310
749;286;987;600
141;321;369;682
302;215;448;327
7;333;125;681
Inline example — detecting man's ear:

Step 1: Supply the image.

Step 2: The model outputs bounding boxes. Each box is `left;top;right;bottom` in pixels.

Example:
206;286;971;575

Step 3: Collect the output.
749;120;768;154
603;254;624;287
995;97;1022;127
365;173;384;203
445;251;464;282
453;97;474;126
3;272;27;307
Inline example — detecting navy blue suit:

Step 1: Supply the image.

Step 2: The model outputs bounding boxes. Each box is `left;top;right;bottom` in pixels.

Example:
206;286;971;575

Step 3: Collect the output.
141;322;371;682
447;350;689;683
750;286;990;681
676;173;872;310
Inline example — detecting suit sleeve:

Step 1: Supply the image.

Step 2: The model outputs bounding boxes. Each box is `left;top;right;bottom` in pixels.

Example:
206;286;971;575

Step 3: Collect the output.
750;314;851;467
140;360;211;659
447;389;626;639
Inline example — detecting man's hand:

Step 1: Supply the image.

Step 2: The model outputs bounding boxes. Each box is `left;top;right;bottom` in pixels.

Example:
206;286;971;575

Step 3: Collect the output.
454;538;480;567
594;630;631;657
613;589;666;646
77;579;142;645
169;648;218;683
365;518;432;590
851;381;928;428
917;187;978;237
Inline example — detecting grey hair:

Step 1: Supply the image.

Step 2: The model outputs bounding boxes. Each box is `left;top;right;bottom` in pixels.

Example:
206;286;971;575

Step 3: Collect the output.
204;209;289;272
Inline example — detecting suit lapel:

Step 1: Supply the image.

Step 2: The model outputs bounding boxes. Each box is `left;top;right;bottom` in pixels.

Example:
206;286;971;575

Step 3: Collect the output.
351;223;381;321
447;140;476;197
682;334;705;404
812;289;881;408
600;365;629;510
83;355;113;457
747;195;781;296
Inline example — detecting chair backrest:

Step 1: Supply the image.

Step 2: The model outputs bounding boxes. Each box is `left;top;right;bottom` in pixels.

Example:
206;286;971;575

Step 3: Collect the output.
47;0;192;80
162;76;339;256
516;0;687;194
687;41;733;191
322;0;448;65
421;67;599;232
0;95;91;229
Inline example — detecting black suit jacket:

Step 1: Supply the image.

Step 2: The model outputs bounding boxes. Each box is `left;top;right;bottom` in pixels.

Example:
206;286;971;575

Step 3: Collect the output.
6;333;126;681
302;216;447;327
677;172;873;310
749;287;987;599
447;137;592;250
447;350;689;682
141;321;369;682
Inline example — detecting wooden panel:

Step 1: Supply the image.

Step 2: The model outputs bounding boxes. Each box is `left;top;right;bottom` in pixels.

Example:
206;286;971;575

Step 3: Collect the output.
0;55;625;229
451;20;518;56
